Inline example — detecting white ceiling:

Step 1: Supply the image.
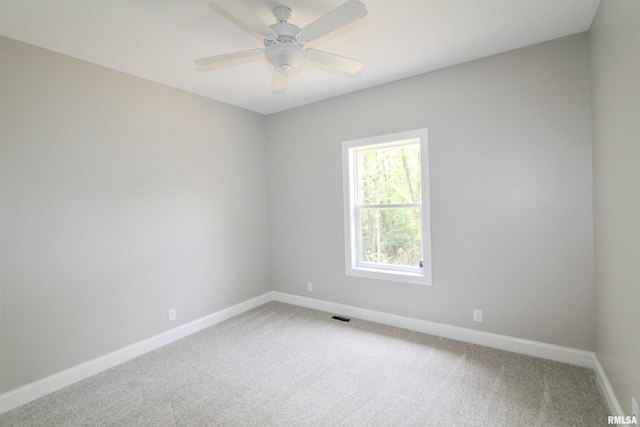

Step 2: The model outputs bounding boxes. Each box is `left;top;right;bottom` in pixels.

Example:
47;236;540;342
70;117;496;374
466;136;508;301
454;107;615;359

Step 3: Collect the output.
0;0;600;115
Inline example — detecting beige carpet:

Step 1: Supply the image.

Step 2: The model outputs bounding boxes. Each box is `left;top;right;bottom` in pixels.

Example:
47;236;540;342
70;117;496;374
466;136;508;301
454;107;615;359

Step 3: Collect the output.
0;301;610;426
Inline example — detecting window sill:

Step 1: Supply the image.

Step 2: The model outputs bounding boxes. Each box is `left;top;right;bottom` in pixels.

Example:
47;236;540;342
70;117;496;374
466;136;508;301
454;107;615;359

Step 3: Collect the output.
346;266;431;286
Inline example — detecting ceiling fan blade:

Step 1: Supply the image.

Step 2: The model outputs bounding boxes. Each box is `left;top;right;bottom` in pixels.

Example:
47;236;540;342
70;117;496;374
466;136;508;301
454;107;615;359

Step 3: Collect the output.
272;68;288;93
305;49;363;74
297;0;367;43
194;49;264;67
209;0;276;39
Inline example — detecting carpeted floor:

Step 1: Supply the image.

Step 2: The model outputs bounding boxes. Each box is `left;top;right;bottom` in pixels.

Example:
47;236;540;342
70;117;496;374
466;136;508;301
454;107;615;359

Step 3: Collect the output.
0;301;611;426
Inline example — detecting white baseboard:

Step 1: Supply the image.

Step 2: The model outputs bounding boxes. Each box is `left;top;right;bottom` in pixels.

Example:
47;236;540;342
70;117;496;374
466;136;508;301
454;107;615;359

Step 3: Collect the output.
272;292;625;417
1;290;622;419
272;292;596;368
594;356;624;417
0;292;272;414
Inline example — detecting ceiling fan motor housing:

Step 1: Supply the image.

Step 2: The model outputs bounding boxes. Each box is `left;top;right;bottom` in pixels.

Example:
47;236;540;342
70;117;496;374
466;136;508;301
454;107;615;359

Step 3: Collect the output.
265;22;302;46
264;15;305;73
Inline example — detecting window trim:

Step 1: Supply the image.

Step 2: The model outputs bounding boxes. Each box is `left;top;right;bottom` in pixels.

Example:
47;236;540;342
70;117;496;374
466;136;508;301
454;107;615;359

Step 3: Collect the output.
342;129;432;286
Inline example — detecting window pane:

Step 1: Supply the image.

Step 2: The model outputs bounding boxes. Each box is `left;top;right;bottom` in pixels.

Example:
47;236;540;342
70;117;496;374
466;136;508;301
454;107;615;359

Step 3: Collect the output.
360;208;422;267
357;143;421;205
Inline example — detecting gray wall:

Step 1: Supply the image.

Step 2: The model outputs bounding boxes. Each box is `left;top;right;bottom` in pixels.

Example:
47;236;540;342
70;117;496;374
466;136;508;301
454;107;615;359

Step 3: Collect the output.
267;34;595;351
590;0;640;416
2;27;616;400
0;37;270;393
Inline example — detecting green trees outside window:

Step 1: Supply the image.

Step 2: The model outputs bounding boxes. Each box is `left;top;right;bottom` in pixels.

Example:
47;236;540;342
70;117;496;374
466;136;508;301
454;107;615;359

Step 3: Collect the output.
356;143;422;267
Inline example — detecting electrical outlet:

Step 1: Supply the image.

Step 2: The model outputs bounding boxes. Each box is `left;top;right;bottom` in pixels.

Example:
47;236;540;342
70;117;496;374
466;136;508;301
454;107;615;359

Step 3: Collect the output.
632;398;638;421
307;282;312;292
473;309;483;322
168;308;176;322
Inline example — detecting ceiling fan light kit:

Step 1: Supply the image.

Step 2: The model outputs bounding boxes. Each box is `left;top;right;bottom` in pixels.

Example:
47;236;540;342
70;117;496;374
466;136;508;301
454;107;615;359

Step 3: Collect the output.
266;44;304;73
195;0;368;92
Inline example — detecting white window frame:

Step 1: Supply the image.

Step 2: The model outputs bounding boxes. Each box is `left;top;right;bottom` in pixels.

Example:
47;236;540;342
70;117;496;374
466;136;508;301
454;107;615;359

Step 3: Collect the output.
342;128;432;286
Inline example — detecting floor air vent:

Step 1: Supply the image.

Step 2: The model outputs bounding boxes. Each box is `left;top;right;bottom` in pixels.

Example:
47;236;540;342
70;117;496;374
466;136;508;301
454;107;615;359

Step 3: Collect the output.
332;315;351;322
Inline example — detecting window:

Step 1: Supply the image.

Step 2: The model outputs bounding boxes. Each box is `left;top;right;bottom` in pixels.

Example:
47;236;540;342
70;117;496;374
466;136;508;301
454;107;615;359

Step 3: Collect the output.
342;129;432;285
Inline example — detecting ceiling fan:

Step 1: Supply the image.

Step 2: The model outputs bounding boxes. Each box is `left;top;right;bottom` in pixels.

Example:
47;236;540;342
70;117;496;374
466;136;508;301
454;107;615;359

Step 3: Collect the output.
195;0;368;92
